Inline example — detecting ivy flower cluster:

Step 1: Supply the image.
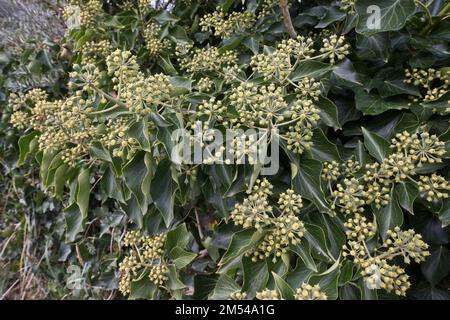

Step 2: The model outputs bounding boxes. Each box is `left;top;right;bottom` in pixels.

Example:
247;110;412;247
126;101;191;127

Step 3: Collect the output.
143;22;170;56
9;49;176;167
250;36;316;81
178;46;238;75
200;9;256;38
250;32;349;76
10;88;96;167
106;49;173;115
230;179;306;262
254;283;327;300
227;79;322;155
229;292;247;300
63;0;103;29
119;231;168;295
338;0;356;15
342;214;430;296
417;174;450;203
404;68;450;103
294;283;328;300
328;129;448;214
77;40;113;64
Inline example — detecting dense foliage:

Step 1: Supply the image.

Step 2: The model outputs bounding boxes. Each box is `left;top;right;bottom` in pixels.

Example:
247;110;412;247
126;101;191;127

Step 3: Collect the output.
1;0;450;300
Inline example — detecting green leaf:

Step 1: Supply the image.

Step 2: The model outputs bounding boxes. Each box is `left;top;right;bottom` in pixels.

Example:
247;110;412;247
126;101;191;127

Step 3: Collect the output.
123;151;152;216
355;89;410;115
290;61;332;81
122;196;143;228
129;272;157;300
373;189;403;240
290;242;318;272
355;141;370;168
64;203;83;243
89;141;112;162
165;223;191;252
272;272;295;300
395;182;418;214
421;246;450;286
128;120;151;152
153;11;179;24
76;168;90;220
361;127;391;162
218;228;266;270
209;274;240;300
169;246;197;269
316;96;341;130
310;266;340;300
242;258;269;298
293;158;332;215
355;0;416;35
308;128;341;162
167;265;186;291
242;36;260;54
18;131;38;166
332;59;363;86
193;274;219;300
304;223;334;262
169;76;193;95
438;199;450;228
151;158;176;227
53;164;69;198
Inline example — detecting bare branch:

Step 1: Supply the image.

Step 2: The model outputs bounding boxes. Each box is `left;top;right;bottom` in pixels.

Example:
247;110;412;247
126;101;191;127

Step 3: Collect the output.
280;0;297;39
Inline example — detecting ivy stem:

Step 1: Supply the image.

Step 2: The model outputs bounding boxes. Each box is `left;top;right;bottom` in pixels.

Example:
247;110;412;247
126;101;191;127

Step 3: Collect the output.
420;1;450;35
89;87;128;115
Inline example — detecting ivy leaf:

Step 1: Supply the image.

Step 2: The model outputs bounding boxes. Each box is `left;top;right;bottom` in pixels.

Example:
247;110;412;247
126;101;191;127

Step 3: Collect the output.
64;203;83;243
153;11;179;24
361;127;391;162
128;120;151;152
309;266;340;300
395;182;418;214
373;189;403;240
218;228;266;271
18;131;38;166
290;61;332;81
332;59;363;86
122;196;143;228
151;158;176;227
316;96;341;130
355;89;410;115
304;223;334;262
76;168;90;220
272;272;295;300
438;199;450;228
242;258;269;299
123;152;152;216
169;76;193;95
169;246;196;269
355;141;370;168
165;223;191;252
293;158;332;216
421;246;450;286
290;242;318;272
355;0;416;35
53;164;69;199
167;265;186;291
129;271;157;300
193;274;219;300
308;128;341;162
89;141;112;162
209;274;240;300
